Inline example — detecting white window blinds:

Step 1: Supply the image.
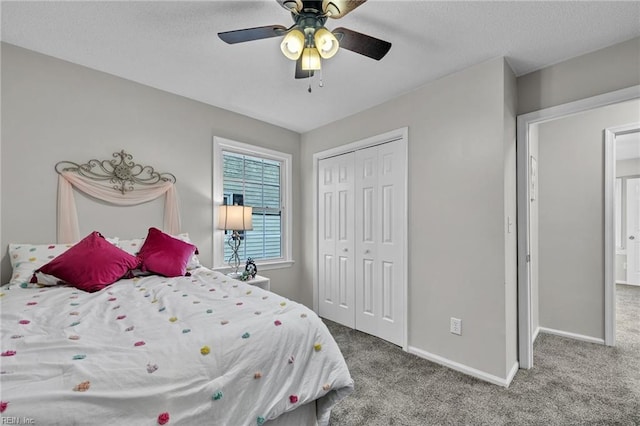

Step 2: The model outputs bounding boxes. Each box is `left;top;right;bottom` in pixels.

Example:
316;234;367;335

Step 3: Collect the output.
223;151;282;261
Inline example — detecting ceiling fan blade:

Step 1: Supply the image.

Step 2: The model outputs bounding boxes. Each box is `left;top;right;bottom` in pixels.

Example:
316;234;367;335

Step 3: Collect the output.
323;0;367;19
218;25;287;44
333;27;391;60
295;57;315;79
276;0;303;13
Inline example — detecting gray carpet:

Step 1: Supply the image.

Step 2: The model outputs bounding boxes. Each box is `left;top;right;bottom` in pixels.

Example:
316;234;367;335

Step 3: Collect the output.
327;284;640;425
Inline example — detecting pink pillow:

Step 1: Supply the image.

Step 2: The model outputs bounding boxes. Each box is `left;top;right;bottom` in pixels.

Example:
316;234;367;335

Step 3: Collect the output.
35;232;140;292
137;227;198;277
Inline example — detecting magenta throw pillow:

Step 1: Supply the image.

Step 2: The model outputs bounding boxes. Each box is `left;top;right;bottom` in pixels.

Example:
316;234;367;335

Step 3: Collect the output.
137;227;198;277
35;231;140;292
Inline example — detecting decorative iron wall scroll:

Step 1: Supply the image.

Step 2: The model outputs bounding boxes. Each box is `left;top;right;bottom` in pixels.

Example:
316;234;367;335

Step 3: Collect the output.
55;150;176;195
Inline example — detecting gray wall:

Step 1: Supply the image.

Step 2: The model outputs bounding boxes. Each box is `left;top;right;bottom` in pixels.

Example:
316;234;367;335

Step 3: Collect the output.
517;36;640;115
301;58;517;381
0;43;303;300
536;100;640;339
503;61;518;373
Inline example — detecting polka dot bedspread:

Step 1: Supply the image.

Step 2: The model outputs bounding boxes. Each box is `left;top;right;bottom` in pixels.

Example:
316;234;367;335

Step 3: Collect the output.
0;268;354;425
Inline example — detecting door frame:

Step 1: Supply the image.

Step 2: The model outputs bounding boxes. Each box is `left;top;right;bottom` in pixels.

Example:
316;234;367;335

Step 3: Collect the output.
517;85;640;369
605;122;640;346
312;127;409;350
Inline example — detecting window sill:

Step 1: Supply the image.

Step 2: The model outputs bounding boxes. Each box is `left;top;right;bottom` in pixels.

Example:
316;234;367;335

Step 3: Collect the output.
212;260;295;274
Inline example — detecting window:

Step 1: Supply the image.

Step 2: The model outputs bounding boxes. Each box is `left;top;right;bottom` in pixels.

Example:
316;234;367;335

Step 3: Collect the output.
222;152;282;261
213;137;293;271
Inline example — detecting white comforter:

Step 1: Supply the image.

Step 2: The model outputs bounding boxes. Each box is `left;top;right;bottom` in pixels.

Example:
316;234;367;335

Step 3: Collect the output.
0;268;353;425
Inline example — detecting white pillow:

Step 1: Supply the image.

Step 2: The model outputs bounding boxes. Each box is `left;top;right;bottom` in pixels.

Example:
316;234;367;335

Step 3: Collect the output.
118;233;201;270
7;238;119;287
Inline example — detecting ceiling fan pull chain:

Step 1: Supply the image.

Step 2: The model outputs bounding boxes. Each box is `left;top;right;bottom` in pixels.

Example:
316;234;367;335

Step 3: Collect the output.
307;68;324;92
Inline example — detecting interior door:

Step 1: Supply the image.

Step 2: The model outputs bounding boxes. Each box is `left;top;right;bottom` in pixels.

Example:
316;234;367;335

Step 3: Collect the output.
354;141;405;346
318;153;355;327
626;177;640;284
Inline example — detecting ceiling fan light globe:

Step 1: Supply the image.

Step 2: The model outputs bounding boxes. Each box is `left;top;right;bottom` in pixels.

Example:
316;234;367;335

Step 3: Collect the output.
301;47;322;71
280;29;305;60
314;27;339;59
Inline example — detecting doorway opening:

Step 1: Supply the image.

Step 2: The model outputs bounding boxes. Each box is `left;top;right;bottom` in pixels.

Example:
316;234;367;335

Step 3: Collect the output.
607;125;640;346
612;133;640;287
517;86;640;369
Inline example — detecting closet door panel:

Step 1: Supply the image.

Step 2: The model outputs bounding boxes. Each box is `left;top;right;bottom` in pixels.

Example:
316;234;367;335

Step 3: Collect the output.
355;141;405;346
362;258;375;315
319;159;336;316
382;261;394;320
338;256;350;307
355;146;379;336
362;188;374;242
336;154;355;320
318;154;355;328
375;140;405;345
321;254;334;304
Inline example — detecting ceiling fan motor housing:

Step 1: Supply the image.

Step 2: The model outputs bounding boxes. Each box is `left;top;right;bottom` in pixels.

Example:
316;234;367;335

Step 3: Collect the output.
294;13;327;43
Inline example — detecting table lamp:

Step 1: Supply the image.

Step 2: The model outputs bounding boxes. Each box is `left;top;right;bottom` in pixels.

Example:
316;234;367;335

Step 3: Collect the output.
218;204;253;277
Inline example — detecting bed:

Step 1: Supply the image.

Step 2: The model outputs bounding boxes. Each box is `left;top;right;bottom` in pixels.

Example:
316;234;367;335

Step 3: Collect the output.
0;152;354;425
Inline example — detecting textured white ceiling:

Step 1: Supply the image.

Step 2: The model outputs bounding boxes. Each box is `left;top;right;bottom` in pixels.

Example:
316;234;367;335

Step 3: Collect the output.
2;1;639;133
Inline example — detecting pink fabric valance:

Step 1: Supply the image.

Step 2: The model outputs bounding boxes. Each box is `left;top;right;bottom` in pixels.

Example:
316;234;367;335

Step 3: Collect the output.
57;171;180;243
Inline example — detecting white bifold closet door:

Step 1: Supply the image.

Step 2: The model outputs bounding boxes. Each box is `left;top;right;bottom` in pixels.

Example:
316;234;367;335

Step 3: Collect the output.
354;141;405;345
318;140;405;346
318;152;356;328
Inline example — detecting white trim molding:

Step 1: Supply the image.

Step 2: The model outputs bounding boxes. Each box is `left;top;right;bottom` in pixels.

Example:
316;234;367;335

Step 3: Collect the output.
532;326;541;343
538;327;605;346
516;85;640;369
408;346;520;388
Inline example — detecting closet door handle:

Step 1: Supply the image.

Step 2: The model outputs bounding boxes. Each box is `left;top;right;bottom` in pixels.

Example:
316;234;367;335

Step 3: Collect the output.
343;248;349;252
630;236;636;240
364;249;370;254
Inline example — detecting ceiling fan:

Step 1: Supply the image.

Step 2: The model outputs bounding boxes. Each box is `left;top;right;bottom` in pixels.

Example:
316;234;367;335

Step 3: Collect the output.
218;0;392;81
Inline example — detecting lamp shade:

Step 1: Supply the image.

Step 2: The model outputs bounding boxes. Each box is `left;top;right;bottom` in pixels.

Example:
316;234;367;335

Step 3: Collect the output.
301;47;322;70
218;205;253;231
314;27;339;59
280;29;305;60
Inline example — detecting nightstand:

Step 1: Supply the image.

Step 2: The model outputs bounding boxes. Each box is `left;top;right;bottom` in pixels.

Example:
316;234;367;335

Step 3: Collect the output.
242;275;270;291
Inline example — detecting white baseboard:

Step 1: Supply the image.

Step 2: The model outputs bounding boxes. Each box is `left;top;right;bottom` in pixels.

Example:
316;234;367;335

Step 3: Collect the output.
506;360;519;386
532;326;541;343
538;327;605;345
407;346;518;388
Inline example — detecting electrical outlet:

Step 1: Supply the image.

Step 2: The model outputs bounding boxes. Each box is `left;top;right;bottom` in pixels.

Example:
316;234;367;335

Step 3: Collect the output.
450;317;462;335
